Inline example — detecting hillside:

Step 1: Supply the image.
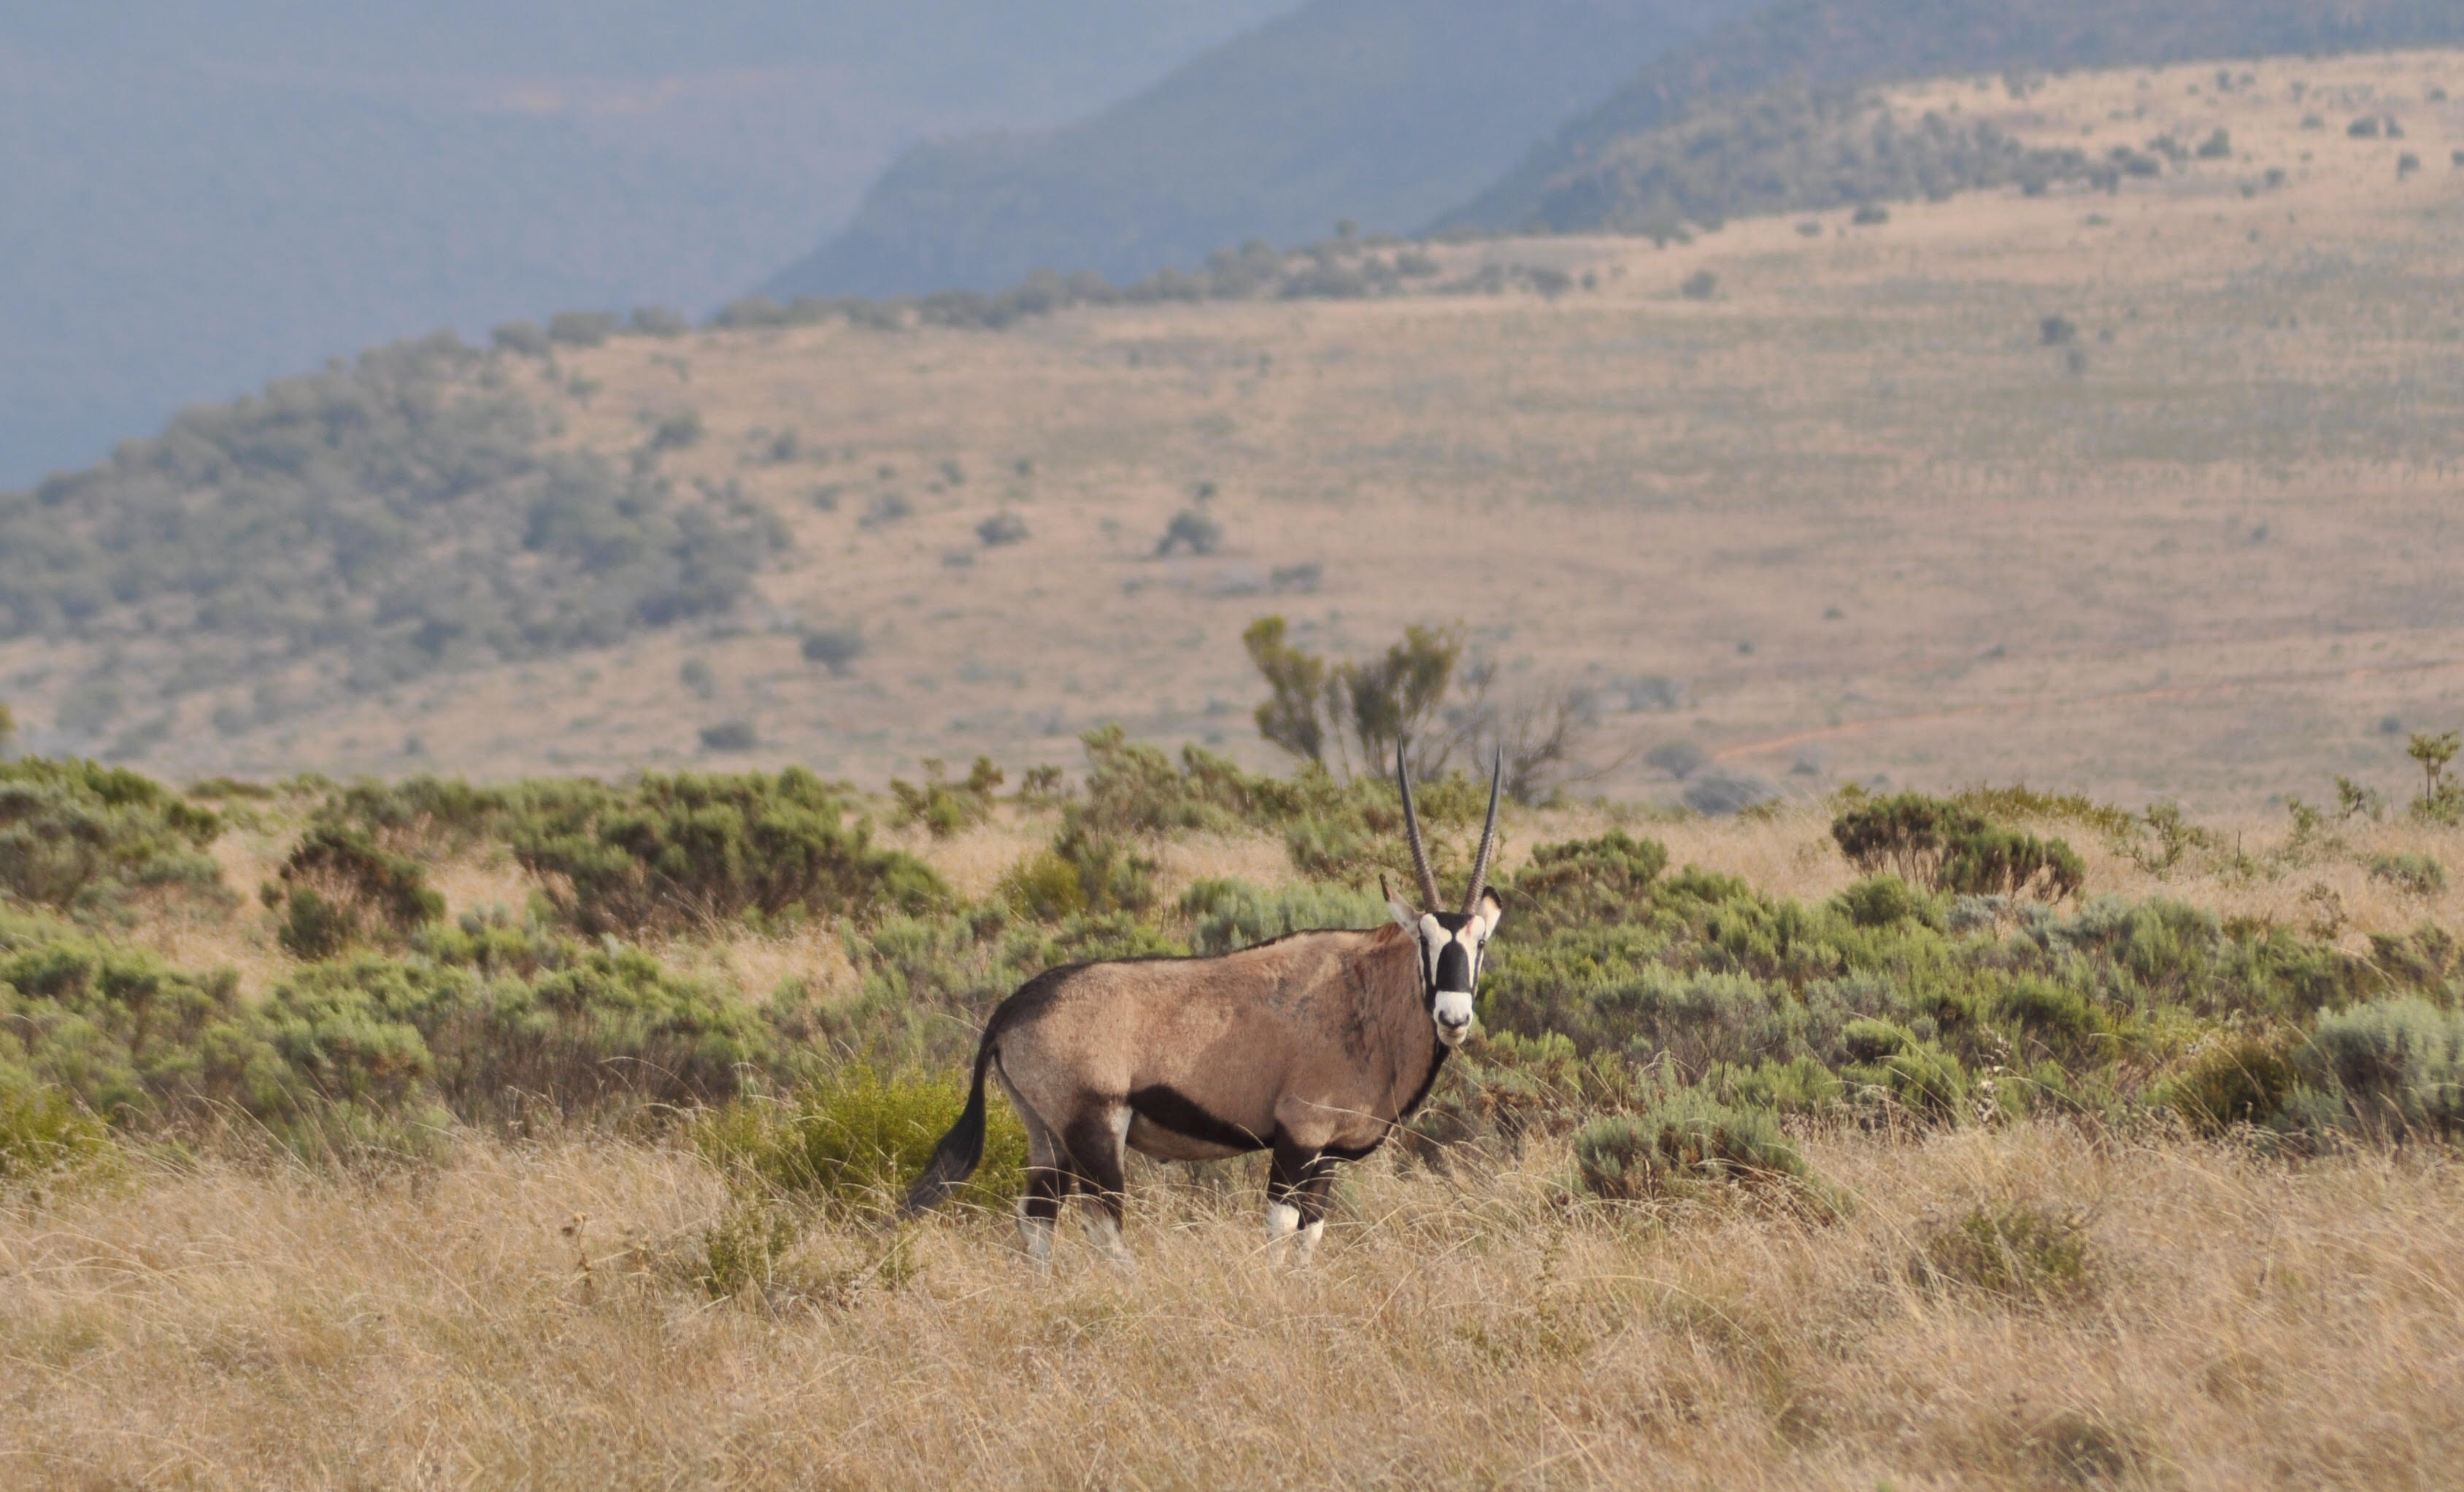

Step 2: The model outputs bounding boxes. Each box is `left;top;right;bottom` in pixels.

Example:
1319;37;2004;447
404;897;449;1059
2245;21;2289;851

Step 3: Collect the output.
761;0;1750;298
7;50;2464;815
0;1;1293;489
1439;0;2464;233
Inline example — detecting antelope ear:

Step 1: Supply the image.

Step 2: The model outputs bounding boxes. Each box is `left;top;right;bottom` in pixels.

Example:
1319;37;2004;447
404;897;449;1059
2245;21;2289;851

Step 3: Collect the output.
1387;899;1419;931
1475;888;1505;936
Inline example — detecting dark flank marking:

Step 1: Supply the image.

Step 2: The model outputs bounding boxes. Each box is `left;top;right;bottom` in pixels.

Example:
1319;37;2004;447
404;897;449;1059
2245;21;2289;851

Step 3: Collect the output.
1128;1085;1271;1153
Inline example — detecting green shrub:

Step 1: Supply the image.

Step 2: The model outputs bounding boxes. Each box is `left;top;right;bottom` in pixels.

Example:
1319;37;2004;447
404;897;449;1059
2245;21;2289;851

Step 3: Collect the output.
1571;1089;1812;1204
2303;998;2464;1139
1833;874;1930;929
1913;1201;2092;1304
890;758;1003;839
1990;977;2109;1065
1047;818;1158;915
317;775;511;855
0;909;244;1121
1950;785;2139;840
2368;853;2446;898
1849;1042;1971;1120
264;825;444;958
1837;1017;1911;1064
1702;1055;1843;1113
695;1064;1028;1214
1832;791;2083;900
1179;877;1388;955
1510;830;1668;935
0;1080;115;1183
2157;1032;2298;1135
699;1199;802;1299
510;769;948;934
0;758;225;916
996;850;1090;921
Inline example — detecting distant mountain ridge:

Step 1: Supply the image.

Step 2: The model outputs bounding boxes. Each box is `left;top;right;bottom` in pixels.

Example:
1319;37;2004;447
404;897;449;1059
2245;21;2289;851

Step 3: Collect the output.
1436;0;2464;233
0;1;1295;490
763;0;1752;299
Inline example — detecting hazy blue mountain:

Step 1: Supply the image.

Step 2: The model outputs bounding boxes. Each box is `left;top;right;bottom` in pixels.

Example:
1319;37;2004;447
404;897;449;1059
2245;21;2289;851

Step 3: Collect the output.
0;2;1295;489
1436;0;2464;233
763;0;1753;299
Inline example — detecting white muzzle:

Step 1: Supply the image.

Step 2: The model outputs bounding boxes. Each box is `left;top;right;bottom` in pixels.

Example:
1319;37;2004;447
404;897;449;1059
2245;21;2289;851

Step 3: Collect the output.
1433;990;1474;1046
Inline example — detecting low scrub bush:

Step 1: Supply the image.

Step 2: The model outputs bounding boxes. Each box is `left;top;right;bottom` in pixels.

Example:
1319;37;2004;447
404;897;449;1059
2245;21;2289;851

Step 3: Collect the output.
695;1064;1028;1215
264;825;444;958
2157;1032;2298;1135
1509;830;1667;935
318;774;512;855
2368;853;2447;898
2302;998;2464;1139
1832;790;2083;900
0;910;245;1121
1833;874;1933;929
890;758;1003;839
0;758;226;917
1913;1201;2093;1304
1571;1088;1820;1207
1179;877;1388;955
0;1080;115;1184
510;769;948;934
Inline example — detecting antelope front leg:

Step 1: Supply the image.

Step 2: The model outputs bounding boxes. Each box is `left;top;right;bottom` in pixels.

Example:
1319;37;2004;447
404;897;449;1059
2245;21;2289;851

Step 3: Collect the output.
1266;1143;1330;1262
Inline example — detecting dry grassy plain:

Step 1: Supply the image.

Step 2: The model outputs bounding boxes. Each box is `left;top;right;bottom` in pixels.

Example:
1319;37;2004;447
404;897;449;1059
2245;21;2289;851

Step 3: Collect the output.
139;47;2464;815
7;801;2464;1488
7;1095;2462;1488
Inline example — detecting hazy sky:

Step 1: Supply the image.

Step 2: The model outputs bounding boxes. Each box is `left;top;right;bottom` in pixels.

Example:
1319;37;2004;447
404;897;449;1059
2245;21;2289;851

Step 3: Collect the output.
0;1;1299;488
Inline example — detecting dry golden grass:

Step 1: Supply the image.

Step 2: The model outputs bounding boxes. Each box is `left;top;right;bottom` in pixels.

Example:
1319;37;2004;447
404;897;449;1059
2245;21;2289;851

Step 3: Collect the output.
6;1120;2461;1488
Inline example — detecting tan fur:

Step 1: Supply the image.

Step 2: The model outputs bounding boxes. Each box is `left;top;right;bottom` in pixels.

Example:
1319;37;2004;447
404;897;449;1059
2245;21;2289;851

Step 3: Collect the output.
995;925;1436;1164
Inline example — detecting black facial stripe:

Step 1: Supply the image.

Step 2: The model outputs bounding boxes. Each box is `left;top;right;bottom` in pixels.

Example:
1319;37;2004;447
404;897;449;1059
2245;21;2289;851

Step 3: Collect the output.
1434;942;1471;993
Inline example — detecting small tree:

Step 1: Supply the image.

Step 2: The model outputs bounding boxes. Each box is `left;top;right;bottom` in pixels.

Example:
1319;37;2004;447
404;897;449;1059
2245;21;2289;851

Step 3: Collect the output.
1240;617;1463;779
2408;731;2463;824
1242;617;1327;765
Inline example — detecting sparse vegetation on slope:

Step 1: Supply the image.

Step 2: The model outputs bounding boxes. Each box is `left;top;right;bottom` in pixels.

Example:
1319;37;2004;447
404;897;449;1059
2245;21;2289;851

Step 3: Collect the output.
0;333;779;752
1440;0;2464;234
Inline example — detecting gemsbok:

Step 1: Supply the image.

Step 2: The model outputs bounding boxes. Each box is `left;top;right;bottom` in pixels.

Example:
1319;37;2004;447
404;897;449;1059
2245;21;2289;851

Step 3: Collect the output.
902;744;1505;1264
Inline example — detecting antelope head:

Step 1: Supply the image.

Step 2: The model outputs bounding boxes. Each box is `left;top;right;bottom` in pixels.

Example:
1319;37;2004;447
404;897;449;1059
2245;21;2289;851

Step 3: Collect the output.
1386;742;1504;1049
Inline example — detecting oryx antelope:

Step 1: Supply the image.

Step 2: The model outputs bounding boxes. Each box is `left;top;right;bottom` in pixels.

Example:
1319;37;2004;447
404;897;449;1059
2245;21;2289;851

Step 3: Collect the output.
903;745;1505;1264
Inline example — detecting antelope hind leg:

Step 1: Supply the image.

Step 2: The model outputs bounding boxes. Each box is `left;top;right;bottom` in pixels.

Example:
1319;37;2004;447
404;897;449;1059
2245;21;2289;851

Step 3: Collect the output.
1062;1106;1136;1272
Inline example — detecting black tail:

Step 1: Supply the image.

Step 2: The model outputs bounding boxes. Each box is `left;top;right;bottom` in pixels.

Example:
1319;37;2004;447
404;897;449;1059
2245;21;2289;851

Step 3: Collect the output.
901;1033;998;1218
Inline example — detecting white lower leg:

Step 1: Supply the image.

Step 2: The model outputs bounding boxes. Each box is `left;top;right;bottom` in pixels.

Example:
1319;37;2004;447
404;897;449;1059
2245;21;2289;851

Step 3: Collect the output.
1265;1201;1300;1244
1086;1210;1136;1273
1293;1218;1325;1263
1019;1208;1055;1269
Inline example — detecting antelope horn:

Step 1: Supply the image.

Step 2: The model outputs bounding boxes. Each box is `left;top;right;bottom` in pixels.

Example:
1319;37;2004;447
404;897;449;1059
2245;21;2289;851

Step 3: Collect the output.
1462;751;1504;915
1395;739;1441;911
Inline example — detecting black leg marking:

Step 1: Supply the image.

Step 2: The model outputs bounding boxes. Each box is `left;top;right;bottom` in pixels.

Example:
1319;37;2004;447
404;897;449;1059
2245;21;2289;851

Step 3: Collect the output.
1061;1112;1128;1226
1023;1164;1066;1225
1269;1141;1332;1223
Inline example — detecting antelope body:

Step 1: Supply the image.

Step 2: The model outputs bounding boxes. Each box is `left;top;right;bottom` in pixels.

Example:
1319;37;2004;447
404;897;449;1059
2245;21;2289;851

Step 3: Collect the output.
903;747;1504;1264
